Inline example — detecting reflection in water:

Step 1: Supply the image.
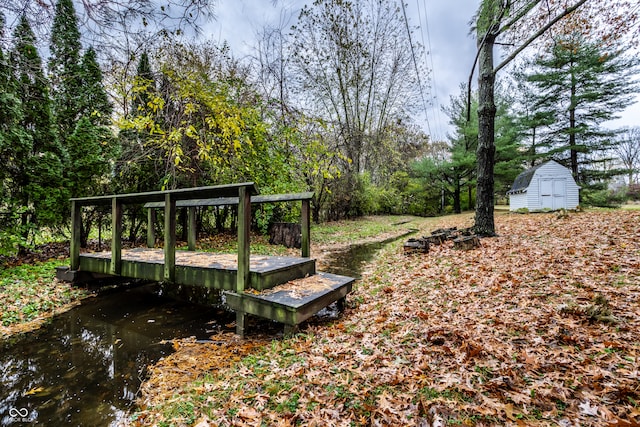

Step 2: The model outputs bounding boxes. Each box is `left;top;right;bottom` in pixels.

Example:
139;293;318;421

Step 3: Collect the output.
0;284;231;426
0;233;411;426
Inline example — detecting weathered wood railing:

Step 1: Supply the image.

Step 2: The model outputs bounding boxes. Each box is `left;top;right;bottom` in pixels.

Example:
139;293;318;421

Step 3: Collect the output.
70;183;259;292
70;185;313;294
143;191;313;258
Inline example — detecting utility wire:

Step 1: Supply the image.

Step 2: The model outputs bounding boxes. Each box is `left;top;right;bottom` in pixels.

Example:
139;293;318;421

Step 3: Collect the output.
400;0;432;138
415;0;446;141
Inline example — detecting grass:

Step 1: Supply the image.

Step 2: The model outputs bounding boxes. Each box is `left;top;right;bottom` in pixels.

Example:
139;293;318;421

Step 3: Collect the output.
0;259;89;333
130;210;640;426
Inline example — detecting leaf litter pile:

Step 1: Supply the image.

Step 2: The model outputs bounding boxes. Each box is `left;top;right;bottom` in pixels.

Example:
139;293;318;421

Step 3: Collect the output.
131;211;639;426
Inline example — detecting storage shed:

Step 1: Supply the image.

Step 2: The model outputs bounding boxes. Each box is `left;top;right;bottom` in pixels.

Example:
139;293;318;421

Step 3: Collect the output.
507;160;580;211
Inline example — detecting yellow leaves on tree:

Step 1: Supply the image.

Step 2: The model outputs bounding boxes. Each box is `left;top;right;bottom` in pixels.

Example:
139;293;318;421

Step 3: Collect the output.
119;63;258;186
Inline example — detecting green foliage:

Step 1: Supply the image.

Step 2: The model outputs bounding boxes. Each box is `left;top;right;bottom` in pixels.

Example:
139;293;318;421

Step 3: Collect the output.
66;116;115;198
79;47;113;127
48;0;83;138
0;259;88;326
628;184;640;201
117;41;297;192
8;15;67;234
408;84;524;215
581;183;626;208
0;209;34;256
522;34;639;183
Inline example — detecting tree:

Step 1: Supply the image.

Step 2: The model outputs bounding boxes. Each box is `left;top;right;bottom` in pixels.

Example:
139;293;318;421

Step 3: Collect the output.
0;14;30;254
416;84;523;214
80;46;114;126
48;0;83;139
290;0;425;203
470;0;639;236
523;34;638;183
117;40;295;190
9;15;66;245
614;127;640;184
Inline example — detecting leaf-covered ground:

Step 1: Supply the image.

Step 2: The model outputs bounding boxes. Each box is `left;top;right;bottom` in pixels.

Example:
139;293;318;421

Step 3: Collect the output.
131;210;640;427
0;258;89;337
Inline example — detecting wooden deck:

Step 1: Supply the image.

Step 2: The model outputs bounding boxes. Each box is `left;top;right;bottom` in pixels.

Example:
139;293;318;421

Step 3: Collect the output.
225;272;354;335
60;184;354;337
78;249;316;291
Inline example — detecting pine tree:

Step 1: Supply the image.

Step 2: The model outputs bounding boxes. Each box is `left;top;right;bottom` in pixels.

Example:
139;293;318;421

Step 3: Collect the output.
525;34;639;184
79;46;113;126
10;15;66;239
48;0;83;138
0;14;32;253
413;85;524;214
114;51;162;195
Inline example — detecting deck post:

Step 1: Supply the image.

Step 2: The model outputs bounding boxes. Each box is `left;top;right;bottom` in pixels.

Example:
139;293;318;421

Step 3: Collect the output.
70;201;81;270
110;197;123;275
164;194;176;282
237;186;251;293
147;207;156;248
301;199;310;258
235;311;246;338
187;206;197;251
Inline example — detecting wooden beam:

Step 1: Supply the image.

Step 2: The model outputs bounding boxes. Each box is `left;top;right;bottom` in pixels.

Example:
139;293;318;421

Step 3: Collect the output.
187;206;197;251
164;193;176;282
71;183;259;206
142;192;312;209
147;207;156;248
110;198;122;275
237;186;251;293
70;201;81;270
301;199;310;258
235;310;246;338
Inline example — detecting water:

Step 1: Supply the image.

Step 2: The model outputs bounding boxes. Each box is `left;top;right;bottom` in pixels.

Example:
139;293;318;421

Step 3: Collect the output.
0;232;412;426
0;284;233;426
322;232;415;278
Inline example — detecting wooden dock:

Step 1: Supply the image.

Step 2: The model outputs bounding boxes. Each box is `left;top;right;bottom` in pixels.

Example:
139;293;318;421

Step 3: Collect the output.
58;184;354;337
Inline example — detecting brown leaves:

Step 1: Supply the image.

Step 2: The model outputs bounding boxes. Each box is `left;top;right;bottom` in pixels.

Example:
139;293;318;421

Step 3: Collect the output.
134;211;640;426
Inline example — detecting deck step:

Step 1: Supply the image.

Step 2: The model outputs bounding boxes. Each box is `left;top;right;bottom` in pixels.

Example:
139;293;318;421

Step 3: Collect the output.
225;272;354;333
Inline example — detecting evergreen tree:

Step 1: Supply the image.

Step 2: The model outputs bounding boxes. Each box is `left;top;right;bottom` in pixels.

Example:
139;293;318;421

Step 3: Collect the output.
114;51;163;195
79;46;113;126
48;0;83;138
413;85;523;214
130;51;154;116
0;14;31;253
10;15;66;240
525;34;639;184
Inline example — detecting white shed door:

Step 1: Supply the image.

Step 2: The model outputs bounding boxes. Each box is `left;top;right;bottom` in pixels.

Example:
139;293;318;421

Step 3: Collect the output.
540;179;566;209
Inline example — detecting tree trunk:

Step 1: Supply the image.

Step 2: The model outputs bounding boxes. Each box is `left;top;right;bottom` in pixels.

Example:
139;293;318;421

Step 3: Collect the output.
453;177;461;214
569;74;579;181
475;33;497;237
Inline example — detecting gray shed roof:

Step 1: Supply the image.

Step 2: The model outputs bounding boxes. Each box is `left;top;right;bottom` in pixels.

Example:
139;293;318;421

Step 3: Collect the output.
507;163;544;195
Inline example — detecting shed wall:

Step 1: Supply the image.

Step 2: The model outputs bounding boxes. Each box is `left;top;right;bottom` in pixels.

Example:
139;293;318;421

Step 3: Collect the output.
508;193;528;211
508;161;580;211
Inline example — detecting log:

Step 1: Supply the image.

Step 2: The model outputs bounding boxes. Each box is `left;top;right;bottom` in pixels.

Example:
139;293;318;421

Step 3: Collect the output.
269;222;302;248
431;227;459;240
453;235;480;250
427;233;447;245
404;238;429;254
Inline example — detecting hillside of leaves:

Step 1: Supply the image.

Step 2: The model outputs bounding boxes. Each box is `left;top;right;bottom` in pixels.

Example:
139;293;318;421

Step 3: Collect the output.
131;210;640;427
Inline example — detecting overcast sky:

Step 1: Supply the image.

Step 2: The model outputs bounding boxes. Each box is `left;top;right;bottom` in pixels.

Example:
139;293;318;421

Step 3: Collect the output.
204;0;638;141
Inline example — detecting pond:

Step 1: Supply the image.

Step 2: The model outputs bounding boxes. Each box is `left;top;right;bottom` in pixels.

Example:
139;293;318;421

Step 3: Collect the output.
0;283;234;426
0;232;411;426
